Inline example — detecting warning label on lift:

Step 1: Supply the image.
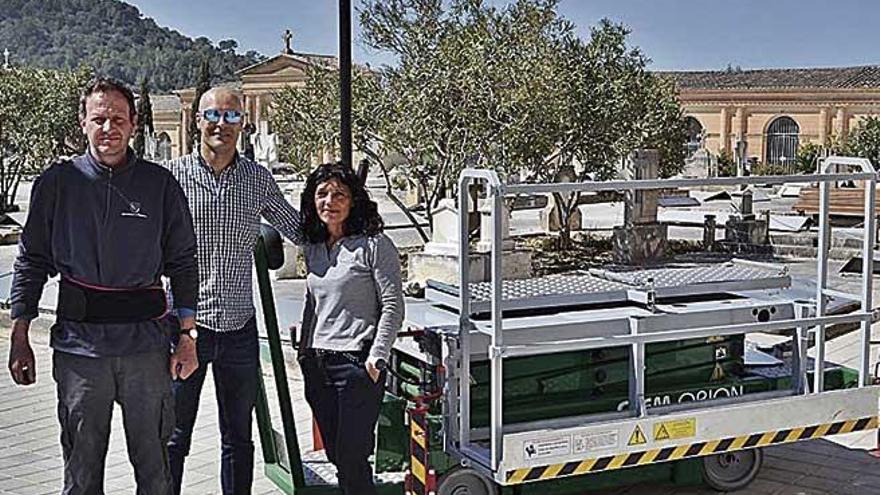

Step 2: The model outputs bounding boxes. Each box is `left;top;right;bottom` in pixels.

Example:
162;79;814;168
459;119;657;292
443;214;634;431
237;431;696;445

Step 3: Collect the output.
627;425;647;446
653;418;696;441
573;430;619;453
523;436;571;459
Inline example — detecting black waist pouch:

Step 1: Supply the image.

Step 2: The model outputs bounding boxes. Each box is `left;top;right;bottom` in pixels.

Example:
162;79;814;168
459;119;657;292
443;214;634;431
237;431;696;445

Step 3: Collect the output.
56;277;168;324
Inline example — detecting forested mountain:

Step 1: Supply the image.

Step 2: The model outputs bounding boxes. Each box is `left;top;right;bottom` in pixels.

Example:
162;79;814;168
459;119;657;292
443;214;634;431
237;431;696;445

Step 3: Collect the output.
0;0;265;92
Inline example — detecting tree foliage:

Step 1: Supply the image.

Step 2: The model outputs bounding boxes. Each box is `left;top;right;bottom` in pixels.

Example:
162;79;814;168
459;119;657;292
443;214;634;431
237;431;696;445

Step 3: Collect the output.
794;142;823;175
0;0;263;93
271;0;687;245
0;65;91;211
842;116;880;167
133;76;154;158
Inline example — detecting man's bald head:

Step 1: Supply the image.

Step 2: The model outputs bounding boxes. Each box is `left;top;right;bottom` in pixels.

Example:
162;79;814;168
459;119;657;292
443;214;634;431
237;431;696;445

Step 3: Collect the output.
198;87;243;112
197;86;244;159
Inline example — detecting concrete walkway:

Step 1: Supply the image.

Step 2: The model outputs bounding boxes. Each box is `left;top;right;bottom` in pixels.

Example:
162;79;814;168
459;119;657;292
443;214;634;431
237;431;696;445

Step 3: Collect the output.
2;179;880;494
2;312;880;494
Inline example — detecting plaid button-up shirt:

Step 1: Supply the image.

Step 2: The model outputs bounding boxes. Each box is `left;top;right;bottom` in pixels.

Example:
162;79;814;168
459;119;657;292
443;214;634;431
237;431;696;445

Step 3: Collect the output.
165;152;303;332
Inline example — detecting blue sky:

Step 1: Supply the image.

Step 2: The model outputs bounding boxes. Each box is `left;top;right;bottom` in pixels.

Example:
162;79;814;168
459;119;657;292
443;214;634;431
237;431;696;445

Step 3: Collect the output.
127;0;880;71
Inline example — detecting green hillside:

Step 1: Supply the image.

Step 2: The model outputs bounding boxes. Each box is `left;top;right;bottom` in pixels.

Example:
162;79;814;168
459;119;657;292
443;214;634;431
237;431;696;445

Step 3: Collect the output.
0;0;264;92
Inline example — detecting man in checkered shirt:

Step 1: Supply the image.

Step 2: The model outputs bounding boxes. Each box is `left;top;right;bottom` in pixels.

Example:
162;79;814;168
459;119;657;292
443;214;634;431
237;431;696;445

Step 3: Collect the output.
163;86;303;495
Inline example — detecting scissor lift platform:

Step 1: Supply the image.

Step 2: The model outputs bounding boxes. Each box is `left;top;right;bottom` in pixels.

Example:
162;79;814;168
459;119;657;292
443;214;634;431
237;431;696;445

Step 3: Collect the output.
412;161;880;492
425;261;791;314
253;158;880;495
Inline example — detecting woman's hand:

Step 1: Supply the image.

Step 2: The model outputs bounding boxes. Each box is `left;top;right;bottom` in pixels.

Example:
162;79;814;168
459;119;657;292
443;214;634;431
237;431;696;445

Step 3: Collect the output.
365;356;384;383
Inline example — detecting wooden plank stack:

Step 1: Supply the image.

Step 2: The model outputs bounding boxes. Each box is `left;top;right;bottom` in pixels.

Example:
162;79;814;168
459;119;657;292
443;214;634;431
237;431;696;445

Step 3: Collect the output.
793;183;880;216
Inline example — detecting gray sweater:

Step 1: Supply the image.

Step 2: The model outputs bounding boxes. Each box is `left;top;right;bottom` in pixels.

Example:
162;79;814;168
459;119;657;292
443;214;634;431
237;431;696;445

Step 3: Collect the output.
300;233;404;361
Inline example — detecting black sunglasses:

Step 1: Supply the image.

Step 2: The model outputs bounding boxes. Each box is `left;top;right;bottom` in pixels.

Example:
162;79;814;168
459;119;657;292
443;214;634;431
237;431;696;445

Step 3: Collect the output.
202;109;243;124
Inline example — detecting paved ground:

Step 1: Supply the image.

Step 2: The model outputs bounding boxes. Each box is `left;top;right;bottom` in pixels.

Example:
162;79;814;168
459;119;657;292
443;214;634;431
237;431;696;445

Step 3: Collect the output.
2;316;880;495
2;180;880;494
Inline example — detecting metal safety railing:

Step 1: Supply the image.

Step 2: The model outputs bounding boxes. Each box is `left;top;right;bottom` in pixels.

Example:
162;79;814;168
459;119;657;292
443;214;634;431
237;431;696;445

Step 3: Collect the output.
453;156;878;474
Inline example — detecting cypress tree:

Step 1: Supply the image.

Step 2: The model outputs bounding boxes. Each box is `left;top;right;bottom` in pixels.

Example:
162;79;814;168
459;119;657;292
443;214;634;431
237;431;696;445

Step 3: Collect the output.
188;58;211;153
133;76;154;158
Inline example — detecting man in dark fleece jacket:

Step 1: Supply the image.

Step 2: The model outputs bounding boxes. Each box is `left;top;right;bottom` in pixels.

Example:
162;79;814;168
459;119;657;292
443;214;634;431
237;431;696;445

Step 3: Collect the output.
6;77;199;495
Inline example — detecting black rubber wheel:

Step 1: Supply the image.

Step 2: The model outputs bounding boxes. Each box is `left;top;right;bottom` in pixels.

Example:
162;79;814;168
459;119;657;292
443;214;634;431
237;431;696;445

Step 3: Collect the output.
437;467;499;495
701;448;763;492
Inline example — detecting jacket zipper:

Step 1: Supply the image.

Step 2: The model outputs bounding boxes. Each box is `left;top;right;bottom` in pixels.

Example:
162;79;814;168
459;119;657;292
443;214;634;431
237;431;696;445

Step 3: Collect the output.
104;168;113;226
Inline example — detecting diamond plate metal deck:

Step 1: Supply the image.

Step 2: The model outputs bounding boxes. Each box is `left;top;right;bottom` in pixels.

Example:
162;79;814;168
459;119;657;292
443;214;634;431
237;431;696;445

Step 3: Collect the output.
301;450;407;486
425;274;632;313
425;262;790;313
591;263;787;289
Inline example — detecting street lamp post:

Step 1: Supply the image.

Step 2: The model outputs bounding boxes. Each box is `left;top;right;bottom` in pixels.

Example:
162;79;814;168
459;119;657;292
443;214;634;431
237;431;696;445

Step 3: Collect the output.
339;0;352;168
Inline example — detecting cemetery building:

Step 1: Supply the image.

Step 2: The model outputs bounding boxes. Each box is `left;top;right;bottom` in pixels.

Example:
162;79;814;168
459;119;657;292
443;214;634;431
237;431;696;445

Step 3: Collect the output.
151;32;337;161
153;35;880;168
666;65;880;166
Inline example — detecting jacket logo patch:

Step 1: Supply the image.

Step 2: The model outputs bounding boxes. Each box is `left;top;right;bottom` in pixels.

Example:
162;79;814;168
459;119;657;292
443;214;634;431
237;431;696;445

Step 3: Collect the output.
121;201;148;219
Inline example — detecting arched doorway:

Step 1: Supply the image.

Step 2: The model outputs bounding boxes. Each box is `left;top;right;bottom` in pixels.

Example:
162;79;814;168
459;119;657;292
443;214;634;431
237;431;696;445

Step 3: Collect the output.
685;117;704;157
765;116;799;167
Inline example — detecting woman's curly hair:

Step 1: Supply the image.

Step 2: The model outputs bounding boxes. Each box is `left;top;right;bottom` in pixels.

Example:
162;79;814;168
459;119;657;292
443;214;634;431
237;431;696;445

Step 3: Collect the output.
300;162;384;244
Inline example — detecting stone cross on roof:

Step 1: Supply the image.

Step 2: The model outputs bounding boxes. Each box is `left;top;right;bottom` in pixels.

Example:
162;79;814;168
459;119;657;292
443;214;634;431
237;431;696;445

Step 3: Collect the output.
282;30;294;55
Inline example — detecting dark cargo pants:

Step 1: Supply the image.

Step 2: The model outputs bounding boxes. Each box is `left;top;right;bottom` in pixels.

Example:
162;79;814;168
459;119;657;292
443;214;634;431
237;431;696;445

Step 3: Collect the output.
53;350;174;495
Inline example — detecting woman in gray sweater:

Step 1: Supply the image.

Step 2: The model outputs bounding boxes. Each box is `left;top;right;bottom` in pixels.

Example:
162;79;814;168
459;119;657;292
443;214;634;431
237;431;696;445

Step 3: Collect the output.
297;162;404;495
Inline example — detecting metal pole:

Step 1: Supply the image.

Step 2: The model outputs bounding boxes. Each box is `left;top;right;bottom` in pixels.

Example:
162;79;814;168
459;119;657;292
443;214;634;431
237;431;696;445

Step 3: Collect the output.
458;175;472;452
815;159;830;394
490;183;504;471
254;237;306;488
860;177;876;386
793;303;811;394
338;0;353;167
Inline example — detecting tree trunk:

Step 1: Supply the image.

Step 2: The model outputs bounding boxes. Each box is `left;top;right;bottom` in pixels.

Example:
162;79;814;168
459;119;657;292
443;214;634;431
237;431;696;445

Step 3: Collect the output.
420;179;433;227
552;191;579;250
366;154;430;243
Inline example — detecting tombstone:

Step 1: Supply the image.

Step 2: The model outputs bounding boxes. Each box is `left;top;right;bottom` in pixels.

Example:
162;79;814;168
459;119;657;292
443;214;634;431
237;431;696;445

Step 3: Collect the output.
252;121;279;169
403;182;423;208
476;200;514;252
273;242;304;279
273;181;308;280
475;199;532;280
423;199;463;256
409;199;532;286
681;149;711;178
624;150;660;225
703;214;717;252
144;134;158;160
612;150;668;265
722;190;770;254
241;123;256;161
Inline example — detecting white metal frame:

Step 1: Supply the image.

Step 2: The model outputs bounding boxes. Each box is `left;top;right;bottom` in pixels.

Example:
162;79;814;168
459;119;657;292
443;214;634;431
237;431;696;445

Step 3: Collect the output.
451;157;879;482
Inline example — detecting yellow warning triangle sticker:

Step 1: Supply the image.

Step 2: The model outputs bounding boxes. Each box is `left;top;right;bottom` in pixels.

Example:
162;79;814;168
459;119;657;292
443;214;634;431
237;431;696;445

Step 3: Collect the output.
655;424;670;441
628;425;647;446
711;363;725;381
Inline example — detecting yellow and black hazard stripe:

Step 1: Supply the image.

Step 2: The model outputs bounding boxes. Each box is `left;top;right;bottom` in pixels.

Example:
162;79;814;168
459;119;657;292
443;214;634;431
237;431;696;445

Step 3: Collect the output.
408;409;430;495
409;413;428;494
506;416;878;484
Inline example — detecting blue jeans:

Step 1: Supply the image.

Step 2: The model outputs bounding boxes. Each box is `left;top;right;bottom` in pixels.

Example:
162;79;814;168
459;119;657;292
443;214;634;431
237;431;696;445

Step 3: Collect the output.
300;351;386;495
167;318;259;495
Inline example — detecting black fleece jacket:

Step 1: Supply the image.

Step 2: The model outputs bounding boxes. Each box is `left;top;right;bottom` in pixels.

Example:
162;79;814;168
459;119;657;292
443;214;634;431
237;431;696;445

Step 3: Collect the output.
10;150;198;357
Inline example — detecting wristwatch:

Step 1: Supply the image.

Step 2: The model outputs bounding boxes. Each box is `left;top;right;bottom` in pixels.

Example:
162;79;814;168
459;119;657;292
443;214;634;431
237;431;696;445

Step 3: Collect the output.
179;327;199;341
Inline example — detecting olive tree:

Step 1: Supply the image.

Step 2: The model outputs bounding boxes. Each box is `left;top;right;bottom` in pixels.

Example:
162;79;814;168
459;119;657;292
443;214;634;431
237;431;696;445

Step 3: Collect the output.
0;65;91;211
